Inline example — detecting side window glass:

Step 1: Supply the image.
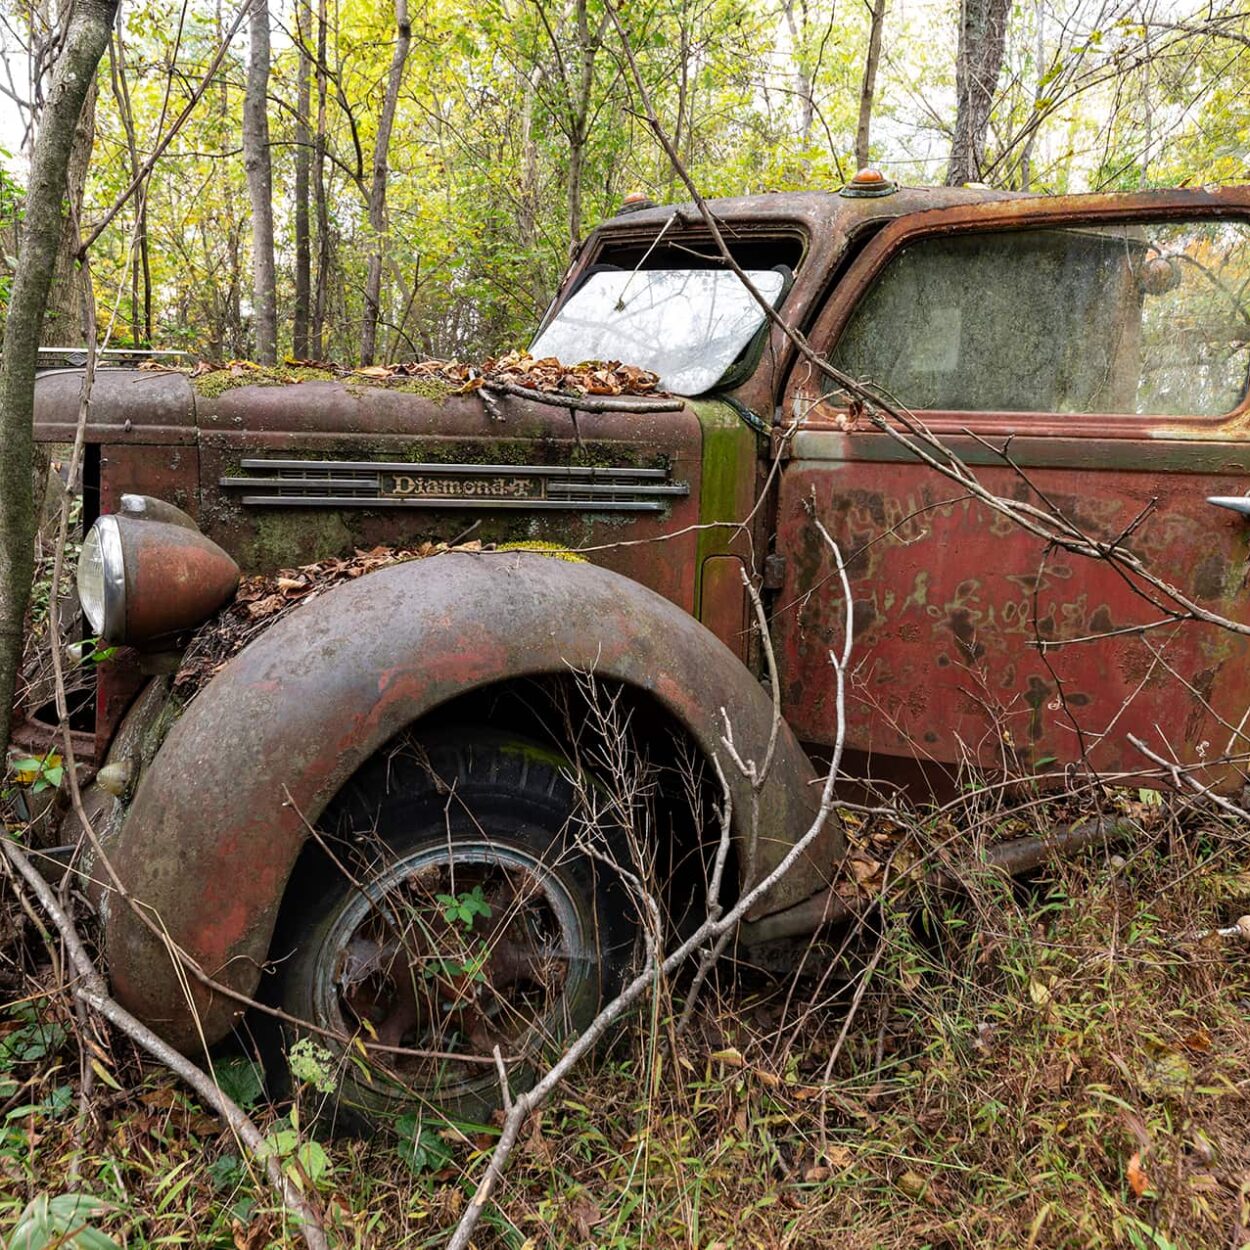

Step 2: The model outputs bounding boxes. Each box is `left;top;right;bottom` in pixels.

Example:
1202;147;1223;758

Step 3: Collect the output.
827;218;1250;417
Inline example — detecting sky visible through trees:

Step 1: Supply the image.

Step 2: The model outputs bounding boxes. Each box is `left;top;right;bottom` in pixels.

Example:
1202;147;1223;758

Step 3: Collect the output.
0;0;1246;365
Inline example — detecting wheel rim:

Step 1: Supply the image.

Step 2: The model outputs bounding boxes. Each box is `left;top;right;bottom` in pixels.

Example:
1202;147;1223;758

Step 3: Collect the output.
311;838;590;1102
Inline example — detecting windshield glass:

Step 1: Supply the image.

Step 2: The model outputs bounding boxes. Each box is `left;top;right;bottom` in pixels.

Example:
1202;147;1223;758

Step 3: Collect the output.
530;267;786;395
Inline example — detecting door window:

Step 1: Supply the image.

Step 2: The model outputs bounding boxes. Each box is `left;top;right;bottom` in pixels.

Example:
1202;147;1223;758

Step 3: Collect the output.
827;218;1250;417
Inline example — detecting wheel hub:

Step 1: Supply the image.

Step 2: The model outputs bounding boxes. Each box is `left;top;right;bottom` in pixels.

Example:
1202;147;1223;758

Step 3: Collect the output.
315;840;585;1092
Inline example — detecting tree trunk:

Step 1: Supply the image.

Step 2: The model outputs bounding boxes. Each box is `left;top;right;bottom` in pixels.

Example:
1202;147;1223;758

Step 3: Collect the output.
945;0;1011;186
243;0;277;363
855;0;887;170
783;0;815;151
566;0;604;255
108;25;151;345
360;0;410;366
518;64;543;251
1018;0;1043;190
40;76;96;347
292;0;312;359
311;0;329;360
0;0;117;760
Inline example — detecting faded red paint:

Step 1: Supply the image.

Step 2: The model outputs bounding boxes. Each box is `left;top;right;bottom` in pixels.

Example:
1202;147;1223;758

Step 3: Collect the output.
778;188;1250;791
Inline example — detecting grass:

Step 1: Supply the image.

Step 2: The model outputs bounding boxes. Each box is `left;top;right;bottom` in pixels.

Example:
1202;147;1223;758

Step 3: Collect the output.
3;809;1250;1249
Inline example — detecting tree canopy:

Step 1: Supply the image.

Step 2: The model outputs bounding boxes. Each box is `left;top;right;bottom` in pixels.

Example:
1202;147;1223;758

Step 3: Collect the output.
1;0;1247;363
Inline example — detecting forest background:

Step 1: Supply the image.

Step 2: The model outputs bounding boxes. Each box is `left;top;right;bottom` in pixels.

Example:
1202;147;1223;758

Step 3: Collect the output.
0;0;1247;368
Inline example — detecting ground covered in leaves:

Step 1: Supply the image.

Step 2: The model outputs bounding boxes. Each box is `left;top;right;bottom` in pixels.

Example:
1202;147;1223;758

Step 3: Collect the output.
4;801;1250;1249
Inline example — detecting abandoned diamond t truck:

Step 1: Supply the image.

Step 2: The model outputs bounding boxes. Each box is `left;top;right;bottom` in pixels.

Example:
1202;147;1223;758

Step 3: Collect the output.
23;175;1250;1125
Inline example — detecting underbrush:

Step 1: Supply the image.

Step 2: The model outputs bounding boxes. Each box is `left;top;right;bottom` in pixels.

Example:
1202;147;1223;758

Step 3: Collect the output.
3;815;1249;1249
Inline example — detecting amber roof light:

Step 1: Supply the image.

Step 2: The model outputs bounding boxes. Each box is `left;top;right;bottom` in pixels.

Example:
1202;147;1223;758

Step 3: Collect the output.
839;168;897;198
618;190;656;214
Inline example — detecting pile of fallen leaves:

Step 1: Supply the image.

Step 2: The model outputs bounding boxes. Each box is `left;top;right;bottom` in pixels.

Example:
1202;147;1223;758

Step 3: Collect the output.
174;539;583;694
174;542;468;693
147;350;666;398
360;349;665;397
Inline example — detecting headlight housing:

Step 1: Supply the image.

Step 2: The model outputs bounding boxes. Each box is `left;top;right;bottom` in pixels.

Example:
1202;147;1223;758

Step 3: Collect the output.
75;510;240;647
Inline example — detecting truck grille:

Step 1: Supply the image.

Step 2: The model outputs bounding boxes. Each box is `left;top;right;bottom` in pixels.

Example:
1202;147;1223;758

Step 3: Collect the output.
219;459;690;513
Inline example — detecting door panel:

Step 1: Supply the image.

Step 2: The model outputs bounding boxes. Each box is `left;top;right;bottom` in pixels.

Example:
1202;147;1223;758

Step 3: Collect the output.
775;189;1250;790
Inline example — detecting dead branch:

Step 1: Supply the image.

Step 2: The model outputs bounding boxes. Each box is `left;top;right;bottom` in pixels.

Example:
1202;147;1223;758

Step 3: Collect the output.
1129;733;1250;826
444;530;854;1250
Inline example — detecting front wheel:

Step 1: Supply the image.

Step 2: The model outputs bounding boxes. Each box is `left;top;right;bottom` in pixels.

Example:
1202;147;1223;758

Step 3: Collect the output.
267;732;638;1131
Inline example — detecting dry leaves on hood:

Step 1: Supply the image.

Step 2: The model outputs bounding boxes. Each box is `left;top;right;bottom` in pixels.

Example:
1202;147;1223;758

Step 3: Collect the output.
151;350;666;398
173;541;477;694
360;350;663;396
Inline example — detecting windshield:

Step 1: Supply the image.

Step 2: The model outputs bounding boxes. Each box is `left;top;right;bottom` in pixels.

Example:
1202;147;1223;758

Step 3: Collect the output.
530;267;787;395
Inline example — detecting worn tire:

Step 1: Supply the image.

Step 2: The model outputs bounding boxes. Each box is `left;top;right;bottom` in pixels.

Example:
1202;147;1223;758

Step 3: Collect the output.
266;730;637;1132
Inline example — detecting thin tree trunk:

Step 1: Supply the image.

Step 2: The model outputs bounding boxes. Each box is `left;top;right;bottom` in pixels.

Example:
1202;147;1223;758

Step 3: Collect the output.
566;0;603;254
855;0;887;170
360;0;410;366
783;0;815;151
243;0;277;363
108;24;151;344
518;64;542;250
214;0;243;358
0;0;117;761
292;0;312;359
311;0;329;359
1018;0;1043;190
945;0;1011;186
40;77;95;346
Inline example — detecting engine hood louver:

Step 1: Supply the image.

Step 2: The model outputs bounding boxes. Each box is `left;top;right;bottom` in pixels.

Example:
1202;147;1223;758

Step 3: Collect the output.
219;458;690;513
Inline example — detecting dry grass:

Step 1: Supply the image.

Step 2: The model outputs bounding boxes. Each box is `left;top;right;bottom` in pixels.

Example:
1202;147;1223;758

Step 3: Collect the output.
3;800;1250;1250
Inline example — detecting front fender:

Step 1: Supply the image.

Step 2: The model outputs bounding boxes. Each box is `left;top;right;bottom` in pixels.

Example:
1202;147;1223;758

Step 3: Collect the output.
100;552;840;1050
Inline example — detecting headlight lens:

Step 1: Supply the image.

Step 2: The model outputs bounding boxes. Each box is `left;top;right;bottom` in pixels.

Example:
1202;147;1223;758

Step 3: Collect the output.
76;515;125;640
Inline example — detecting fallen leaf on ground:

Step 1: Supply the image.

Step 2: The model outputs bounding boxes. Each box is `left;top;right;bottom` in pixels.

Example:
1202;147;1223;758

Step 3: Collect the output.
1127;1150;1151;1197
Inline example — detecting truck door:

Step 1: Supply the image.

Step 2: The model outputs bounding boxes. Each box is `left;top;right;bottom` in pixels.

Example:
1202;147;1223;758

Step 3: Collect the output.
772;189;1250;791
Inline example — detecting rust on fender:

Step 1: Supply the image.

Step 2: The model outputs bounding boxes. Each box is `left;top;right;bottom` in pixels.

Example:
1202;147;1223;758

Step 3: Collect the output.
99;551;838;1052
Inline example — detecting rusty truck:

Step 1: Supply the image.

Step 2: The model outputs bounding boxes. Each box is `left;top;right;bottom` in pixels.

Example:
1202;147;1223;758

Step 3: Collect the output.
23;173;1250;1125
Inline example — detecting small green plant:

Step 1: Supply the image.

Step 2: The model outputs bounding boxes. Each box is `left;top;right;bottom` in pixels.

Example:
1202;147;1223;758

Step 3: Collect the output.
0;1004;68;1069
258;1116;334;1191
9;1192;117;1249
81;638;120;665
423;941;491;985
436;883;492;928
394;1112;453;1175
287;1036;337;1094
211;1055;266;1109
9;753;64;793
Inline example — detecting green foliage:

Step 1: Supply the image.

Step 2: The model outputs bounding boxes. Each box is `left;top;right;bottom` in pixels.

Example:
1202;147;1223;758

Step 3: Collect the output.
8;1193;118;1250
436;883;493;928
9;752;65;793
394;1113;453;1175
258;1118;334;1190
42;0;1242;365
286;1036;336;1095
210;1055;265;1109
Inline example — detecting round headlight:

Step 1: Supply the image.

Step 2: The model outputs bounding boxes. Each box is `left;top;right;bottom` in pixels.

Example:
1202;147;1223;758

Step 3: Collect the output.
76;515;125;640
74;511;239;648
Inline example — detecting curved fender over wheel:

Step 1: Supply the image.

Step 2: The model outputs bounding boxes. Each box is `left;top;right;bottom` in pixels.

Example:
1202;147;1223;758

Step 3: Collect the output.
98;551;839;1051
